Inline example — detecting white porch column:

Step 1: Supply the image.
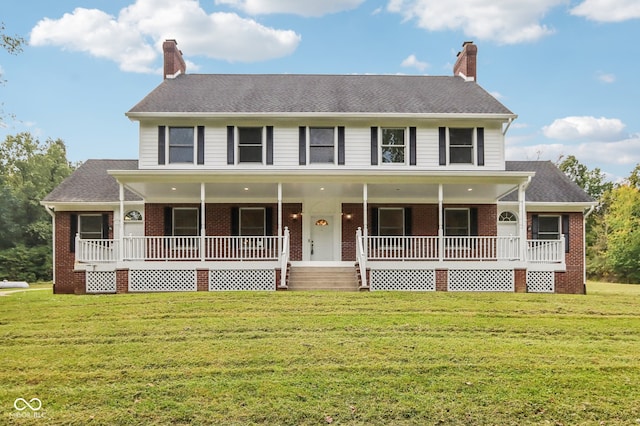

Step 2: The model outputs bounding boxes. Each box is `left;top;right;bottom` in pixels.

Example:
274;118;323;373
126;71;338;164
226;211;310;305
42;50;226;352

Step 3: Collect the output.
277;183;283;258
363;183;368;237
200;182;206;262
438;183;444;261
119;183;125;261
518;182;527;261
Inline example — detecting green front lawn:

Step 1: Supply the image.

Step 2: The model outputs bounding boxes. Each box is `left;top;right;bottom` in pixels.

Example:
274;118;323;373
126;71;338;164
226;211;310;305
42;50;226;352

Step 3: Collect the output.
1;284;639;425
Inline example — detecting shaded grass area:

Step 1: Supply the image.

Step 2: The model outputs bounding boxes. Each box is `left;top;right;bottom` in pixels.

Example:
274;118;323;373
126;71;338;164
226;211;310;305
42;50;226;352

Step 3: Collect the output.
1;285;639;425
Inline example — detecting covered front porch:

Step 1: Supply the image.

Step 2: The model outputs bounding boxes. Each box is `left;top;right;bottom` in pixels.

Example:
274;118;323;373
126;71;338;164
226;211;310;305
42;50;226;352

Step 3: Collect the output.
72;168;567;292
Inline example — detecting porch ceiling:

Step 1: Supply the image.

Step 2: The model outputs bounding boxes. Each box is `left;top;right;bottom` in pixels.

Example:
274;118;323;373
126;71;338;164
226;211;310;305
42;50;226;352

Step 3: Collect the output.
110;169;532;203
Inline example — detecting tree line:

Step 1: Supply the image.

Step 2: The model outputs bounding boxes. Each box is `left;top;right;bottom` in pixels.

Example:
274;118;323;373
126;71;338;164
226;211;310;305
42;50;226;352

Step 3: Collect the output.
558;155;640;283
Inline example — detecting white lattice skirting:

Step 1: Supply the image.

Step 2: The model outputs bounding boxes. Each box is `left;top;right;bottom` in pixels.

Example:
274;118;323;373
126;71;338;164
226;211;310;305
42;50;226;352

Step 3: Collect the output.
86;271;116;293
448;269;514;292
129;269;197;292
209;270;275;291
527;271;555;293
370;270;436;291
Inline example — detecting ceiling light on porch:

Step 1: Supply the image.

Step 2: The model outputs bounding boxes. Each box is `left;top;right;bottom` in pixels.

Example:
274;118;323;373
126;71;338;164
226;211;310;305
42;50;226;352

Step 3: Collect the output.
320;187;325;191
468;188;473;192
171;187;177;191
244;187;249;191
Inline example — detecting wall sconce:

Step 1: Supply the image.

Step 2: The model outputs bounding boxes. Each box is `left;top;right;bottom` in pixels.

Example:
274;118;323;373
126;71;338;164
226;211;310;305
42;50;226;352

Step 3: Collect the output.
291;213;300;221
344;213;353;220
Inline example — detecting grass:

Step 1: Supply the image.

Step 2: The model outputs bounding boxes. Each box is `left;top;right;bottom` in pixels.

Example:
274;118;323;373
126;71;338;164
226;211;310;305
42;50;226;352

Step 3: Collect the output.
1;284;639;425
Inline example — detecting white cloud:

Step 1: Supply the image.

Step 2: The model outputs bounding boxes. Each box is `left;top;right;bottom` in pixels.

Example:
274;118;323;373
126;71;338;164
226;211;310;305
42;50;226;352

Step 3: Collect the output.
570;0;640;22
401;54;429;71
597;72;616;83
30;0;301;73
386;0;565;44
215;0;364;16
542;116;626;141
506;136;640;168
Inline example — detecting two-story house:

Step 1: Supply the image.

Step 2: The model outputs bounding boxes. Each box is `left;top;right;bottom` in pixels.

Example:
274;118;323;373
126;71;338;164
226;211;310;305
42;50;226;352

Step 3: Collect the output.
42;40;594;294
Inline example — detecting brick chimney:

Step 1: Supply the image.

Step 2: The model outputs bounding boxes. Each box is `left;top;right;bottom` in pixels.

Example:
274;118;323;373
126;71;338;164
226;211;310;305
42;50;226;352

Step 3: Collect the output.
453;41;477;82
163;39;186;79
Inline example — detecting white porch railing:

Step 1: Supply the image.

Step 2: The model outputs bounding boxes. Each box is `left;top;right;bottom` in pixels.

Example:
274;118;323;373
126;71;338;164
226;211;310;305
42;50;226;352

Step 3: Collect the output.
527;237;565;263
75;237;119;262
279;227;290;288
76;235;282;262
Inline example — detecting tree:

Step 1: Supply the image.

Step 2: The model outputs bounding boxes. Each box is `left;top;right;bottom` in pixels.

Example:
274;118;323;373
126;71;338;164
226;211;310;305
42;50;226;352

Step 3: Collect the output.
604;184;640;283
0;133;74;281
557;155;612;202
0;22;25;55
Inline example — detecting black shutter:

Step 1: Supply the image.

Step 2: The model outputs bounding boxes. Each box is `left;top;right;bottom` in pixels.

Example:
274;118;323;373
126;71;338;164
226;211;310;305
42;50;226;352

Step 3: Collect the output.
532;215;539;240
265;207;273;236
562;214;570;252
227;126;235;165
197;126;205;165
70;213;78;253
438;127;446;165
409;127;417;166
370;127;378;165
404;208;412;236
266;126;274;165
477;127;485;166
102;214;109;239
370;207;379;236
231;207;239;236
158;126;166;165
337;126;345;165
164;207;173;236
470;208;478;236
298;127;306;165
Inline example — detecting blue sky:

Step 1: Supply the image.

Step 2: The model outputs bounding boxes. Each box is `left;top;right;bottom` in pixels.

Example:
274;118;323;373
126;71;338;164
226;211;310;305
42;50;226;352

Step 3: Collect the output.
1;0;639;181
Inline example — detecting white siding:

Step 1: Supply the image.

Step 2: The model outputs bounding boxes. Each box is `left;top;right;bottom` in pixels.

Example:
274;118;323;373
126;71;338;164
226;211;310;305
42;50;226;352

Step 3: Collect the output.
136;120;507;171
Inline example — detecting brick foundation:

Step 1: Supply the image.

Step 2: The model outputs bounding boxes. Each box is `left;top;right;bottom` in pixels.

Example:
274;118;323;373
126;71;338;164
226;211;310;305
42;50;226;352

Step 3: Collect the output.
514;269;526;293
73;270;86;295
116;269;129;294
435;269;448;291
197;269;209;291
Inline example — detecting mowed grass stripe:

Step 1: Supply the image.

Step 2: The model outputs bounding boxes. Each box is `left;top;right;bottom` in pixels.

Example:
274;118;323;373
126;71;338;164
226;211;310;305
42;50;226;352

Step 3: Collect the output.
1;286;639;425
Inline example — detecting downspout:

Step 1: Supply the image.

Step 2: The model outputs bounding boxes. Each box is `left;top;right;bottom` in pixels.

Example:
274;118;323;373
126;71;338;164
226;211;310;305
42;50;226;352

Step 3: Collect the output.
583;204;596;290
44;206;56;286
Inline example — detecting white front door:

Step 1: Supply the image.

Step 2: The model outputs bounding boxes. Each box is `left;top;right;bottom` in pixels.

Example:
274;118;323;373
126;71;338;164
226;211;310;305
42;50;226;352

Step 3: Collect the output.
310;215;334;261
497;216;518;260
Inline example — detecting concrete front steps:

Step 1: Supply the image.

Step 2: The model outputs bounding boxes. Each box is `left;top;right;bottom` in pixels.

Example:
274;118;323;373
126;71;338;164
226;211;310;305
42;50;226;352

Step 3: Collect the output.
286;267;359;291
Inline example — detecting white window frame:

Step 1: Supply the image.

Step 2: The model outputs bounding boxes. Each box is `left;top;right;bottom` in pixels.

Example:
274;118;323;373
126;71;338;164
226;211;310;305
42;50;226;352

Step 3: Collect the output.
239;207;266;236
124;210;143;222
308;127;337;165
498;211;517;223
167;126;196;164
380;127;407;165
444;208;470;236
172;207;199;236
378;207;405;236
537;215;561;240
447;127;476;165
237;127;265;164
79;214;104;240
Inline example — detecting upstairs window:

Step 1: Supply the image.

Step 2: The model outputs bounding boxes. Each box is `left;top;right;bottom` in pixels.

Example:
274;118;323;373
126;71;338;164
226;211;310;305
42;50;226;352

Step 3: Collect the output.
238;127;263;163
381;128;405;164
309;127;335;164
449;128;474;164
169;127;194;163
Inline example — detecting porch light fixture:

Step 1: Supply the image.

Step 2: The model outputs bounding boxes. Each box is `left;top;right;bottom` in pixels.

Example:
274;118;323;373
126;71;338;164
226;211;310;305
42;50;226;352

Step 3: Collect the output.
468;188;473;192
171;187;177;191
344;213;353;220
315;219;329;226
291;213;299;221
244;187;249;191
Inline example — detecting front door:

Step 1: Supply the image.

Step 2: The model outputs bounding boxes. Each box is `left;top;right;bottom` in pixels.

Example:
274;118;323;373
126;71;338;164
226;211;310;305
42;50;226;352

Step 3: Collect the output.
310;215;334;261
497;212;519;260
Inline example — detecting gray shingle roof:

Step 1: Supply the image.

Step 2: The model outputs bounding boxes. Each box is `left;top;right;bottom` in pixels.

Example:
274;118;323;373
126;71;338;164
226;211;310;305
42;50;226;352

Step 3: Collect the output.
128;74;514;115
503;161;594;203
43;160;141;203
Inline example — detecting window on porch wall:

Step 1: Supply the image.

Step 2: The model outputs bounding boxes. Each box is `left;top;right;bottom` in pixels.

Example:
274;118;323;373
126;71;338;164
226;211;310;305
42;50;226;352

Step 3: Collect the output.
370;207;412;236
231;207;273;236
532;214;570;252
444;208;478;236
70;213;109;252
